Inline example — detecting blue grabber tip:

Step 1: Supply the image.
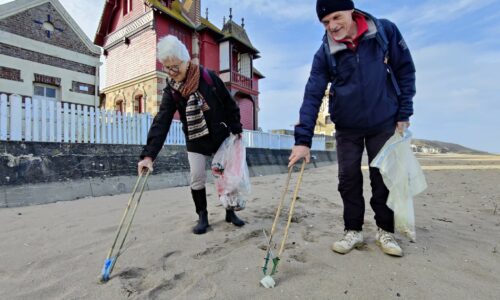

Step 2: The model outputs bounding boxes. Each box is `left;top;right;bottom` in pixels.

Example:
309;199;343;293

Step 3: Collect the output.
100;257;115;282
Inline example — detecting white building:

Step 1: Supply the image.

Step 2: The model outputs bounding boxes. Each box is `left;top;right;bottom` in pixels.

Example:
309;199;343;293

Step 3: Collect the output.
0;0;101;106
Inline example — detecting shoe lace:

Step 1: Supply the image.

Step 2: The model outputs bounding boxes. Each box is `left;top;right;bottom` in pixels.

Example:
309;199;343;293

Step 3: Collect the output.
343;231;358;243
380;231;396;245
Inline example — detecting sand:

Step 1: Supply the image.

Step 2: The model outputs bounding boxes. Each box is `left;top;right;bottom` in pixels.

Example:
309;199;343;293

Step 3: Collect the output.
0;154;499;300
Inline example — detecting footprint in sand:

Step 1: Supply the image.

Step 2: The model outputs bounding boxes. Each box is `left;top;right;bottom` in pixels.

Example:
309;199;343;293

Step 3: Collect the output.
192;246;224;259
118;267;147;297
161;250;180;271
289;251;307;263
302;227;317;243
147;272;185;300
193;229;262;260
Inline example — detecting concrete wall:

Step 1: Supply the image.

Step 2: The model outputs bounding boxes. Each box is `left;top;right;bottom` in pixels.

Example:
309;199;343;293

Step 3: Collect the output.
0;141;336;208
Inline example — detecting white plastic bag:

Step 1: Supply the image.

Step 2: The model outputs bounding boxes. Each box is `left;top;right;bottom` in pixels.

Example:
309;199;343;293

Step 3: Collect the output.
370;129;427;242
211;134;251;210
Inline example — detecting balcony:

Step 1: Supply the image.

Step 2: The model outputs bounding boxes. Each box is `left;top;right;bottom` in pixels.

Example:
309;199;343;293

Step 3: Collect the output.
218;71;254;91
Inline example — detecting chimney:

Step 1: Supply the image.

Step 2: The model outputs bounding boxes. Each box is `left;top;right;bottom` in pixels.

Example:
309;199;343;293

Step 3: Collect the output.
182;0;201;26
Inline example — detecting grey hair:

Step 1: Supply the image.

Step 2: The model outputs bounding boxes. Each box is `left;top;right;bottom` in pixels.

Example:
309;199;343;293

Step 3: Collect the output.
157;35;190;62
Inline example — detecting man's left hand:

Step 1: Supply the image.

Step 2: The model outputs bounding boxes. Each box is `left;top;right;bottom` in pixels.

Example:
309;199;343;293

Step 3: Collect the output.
397;121;410;133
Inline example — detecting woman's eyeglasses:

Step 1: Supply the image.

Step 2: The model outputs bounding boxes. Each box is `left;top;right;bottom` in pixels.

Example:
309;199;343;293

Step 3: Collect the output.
163;64;181;74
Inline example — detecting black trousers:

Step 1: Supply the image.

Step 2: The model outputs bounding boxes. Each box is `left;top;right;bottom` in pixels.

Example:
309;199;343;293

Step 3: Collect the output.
335;127;395;233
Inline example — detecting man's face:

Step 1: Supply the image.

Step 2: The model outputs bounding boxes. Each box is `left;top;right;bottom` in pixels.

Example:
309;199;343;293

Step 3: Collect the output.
321;10;354;40
162;57;189;82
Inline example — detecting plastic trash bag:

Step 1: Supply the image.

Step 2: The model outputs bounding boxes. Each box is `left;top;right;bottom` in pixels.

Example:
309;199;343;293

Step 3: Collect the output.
370;129;427;242
211;134;251;210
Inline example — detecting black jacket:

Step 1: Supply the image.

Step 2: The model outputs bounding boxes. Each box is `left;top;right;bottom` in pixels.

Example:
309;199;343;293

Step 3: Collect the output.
140;67;242;159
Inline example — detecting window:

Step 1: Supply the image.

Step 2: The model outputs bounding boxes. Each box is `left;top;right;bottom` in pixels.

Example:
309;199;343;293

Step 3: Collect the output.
134;95;143;113
115;100;124;112
123;0;132;15
34;83;57;100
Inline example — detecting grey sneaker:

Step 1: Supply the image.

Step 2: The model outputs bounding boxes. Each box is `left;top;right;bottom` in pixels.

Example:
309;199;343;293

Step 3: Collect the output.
375;228;403;257
332;230;364;254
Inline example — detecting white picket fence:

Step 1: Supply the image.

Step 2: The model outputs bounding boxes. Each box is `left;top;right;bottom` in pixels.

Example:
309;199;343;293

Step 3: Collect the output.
0;93;325;150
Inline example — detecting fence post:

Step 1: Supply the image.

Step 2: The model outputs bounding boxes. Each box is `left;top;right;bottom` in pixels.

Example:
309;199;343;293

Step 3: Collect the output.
123;112;128;144
32;97;40;142
106;110;112;144
56;102;62;142
76;105;83;143
83;105;89;143
0;94;7;140
117;111;123;144
24;98;32;142
10;94;23;141
70;104;76;143
89;107;95;143
40;98;48;142
63;103;69;142
48;100;56;142
141;113;147;145
95;107;101;144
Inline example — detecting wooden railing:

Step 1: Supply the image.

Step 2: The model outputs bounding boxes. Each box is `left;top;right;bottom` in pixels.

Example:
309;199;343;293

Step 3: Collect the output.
231;71;252;90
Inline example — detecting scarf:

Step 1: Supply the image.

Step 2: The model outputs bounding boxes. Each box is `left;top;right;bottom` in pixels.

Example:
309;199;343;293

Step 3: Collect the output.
168;63;210;141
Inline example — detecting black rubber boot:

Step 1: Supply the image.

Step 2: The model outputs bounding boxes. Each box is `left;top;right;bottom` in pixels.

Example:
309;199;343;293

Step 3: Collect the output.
191;188;209;234
225;209;245;227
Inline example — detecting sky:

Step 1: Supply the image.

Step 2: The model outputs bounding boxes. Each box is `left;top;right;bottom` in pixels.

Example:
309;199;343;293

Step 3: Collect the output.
1;0;499;153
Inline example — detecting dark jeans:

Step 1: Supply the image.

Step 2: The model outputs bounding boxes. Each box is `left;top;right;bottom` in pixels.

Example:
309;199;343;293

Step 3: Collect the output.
335;127;395;233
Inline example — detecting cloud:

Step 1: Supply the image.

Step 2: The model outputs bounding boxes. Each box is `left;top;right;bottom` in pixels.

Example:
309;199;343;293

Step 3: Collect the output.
206;0;316;22
411;42;500;152
386;0;497;26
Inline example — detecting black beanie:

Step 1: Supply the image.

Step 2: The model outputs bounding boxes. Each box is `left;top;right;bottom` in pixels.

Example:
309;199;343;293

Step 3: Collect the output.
316;0;355;20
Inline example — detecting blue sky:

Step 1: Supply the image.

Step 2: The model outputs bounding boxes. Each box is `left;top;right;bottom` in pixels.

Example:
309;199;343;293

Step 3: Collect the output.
2;0;499;153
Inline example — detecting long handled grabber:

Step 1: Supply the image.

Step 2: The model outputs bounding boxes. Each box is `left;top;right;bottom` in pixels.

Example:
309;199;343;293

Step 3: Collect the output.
260;159;306;288
99;170;150;283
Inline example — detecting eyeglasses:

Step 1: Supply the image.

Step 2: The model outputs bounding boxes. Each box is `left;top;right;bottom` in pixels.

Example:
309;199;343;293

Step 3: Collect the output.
163;63;181;74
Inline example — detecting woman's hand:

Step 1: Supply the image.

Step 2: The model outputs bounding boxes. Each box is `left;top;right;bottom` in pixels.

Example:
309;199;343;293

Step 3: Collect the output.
137;157;153;175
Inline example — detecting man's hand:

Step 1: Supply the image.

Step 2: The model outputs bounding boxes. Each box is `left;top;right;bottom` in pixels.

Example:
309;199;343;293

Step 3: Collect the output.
397;121;410;133
137;157;153;175
288;145;310;168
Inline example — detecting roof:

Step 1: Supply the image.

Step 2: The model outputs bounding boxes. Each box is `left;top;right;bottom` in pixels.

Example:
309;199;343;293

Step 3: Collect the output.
95;0;195;46
220;19;259;54
253;67;265;79
198;17;224;37
146;0;194;28
0;0;100;54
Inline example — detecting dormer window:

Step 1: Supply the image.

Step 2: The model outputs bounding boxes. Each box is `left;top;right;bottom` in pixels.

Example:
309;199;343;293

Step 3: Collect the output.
123;0;133;15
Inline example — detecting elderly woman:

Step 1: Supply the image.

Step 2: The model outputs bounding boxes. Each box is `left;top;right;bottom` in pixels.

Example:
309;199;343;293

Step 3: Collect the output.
138;35;244;235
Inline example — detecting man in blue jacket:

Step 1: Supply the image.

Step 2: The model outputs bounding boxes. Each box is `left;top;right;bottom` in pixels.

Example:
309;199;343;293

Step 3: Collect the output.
289;0;416;257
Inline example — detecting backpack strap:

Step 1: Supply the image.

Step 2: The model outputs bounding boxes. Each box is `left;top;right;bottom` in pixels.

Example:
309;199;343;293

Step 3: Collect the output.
201;66;225;108
323;38;337;83
201;67;214;86
373;18;389;65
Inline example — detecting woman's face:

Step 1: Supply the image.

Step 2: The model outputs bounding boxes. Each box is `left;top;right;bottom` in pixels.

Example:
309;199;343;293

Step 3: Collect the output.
162;57;189;82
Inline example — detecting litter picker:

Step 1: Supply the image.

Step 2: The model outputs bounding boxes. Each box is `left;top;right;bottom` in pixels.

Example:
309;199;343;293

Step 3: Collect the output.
261;159;306;288
99;170;150;283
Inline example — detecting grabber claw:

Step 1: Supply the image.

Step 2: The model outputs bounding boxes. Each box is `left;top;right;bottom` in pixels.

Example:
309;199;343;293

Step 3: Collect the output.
260;159;306;287
99;170;150;283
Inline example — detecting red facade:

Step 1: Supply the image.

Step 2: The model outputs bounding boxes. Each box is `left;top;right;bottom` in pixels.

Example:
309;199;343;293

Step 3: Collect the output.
95;0;264;130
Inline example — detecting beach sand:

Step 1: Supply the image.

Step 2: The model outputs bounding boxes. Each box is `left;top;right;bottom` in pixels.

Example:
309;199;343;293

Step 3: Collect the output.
0;154;499;300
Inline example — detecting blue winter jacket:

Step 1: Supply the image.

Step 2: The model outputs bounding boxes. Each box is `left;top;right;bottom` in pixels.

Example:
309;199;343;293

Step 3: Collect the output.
295;11;416;147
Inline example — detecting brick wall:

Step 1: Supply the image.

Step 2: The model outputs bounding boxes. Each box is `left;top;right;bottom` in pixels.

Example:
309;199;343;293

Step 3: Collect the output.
0;66;22;82
105;29;157;87
0;42;96;75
